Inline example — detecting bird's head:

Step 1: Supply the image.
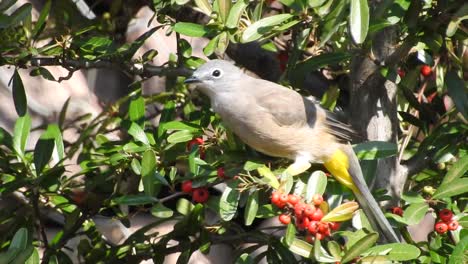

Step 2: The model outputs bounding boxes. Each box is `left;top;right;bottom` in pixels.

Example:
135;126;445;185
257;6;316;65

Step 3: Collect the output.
184;60;243;96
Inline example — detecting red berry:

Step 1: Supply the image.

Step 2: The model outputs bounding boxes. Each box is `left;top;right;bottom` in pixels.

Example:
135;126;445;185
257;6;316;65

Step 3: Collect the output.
329;222;341;231
308;221;319;234
279;214;291;225
294;202;305;217
279;193;289;204
313;194;324;206
435;221;448;234
310;208;324;221
296;216;310;230
192;188;209;203
287;194;300;206
305;234;314;243
420;65;432;77
271;191;281;206
217;167;226;179
439;209;453;223
391;207;403;216
318;222;330;234
448;220;459;231
398;68;406;78
187;137;205;159
181;180;193;193
304;205;316;218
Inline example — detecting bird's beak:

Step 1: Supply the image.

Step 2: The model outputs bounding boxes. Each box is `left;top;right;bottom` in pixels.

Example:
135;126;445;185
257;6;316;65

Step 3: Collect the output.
184;76;201;84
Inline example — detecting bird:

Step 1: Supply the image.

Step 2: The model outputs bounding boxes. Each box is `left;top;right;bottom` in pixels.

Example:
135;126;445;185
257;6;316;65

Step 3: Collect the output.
184;59;400;243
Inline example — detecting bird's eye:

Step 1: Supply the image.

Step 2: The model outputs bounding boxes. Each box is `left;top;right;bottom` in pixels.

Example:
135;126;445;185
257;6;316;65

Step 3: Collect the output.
212;69;221;77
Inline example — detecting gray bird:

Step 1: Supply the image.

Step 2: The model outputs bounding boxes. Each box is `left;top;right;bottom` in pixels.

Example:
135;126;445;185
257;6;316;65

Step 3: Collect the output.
185;59;399;243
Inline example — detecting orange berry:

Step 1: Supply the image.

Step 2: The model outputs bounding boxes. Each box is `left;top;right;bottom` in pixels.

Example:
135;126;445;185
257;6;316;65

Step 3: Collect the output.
279;214;291;225
217;167;226;179
391;207;403;216
294;202;305;218
448;220;459;231
420;65;432;77
271;191;281;205
329;222;341;231
435;221;448;234
308;221;319;234
279;193;288;204
310;208;324;221
313;194;324;206
287;194;300;206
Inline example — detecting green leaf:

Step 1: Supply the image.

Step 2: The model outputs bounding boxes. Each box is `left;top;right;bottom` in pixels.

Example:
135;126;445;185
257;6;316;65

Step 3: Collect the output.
219;180;241;221
349;0;369;44
288;238;313;258
1;3;32;29
30;67;56;81
321;202;359;222
342;232;378;263
32;0;51;38
327;241;342;260
129;96;145;124
449;235;468;264
244;191;259;226
433;178;468;199
141;150;157;196
442;155;468;185
176;198;194;215
365;243;421;261
401;192;426;204
313;238;336;263
217;0;231;23
0;127;13;148
292;52;351;86
241;14;294;43
12;69;27;117
151;203;174;218
128;122;150;145
34;127;56;174
0;0;16;12
284;223;296;246
194;0;212;16
306;171;327;203
257;166;280;189
167;130;194;144
446;70;468;119
13;114;31;158
226;0;248;28
353;141;397;160
319;0;347;46
403;203;429;225
256;204;280;218
203;34;220;56
25;248;39;264
244;161;263;171
173;22;211;37
159;121;202;133
113;194;157;205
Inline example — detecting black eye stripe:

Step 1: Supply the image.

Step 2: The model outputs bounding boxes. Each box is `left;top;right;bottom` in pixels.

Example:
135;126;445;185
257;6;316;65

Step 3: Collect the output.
212;70;221;77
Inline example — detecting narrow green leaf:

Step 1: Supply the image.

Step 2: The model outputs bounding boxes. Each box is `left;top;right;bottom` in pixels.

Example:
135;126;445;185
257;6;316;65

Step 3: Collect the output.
257;166;280;189
24;248;39;264
30;67;56;81
203;34;220;56
353;141;397;160
244;161;263;171
442;155;468;185
113;194;157;205
2;3;32;29
32;0;51;38
446;70;468;119
403;203;429;225
433;178;468;199
0;0;16;12
321;202;359;222
448;235;468;264
342;232;378;263
219;180;241;221
13;114;31;157
306;171;327;202
173;22;211;37
365;243;421;261
349;0;369;44
241;14;294;43
0;127;13;149
12;70;27;116
226;0;248;28
319;0;347;46
314;238;336;262
34;128;55;174
284;223;296;246
151;203;174;218
218;0;231;23
141;150;157;196
176;198;194;215
327;241;342;260
401;192;426;204
244;191;259;226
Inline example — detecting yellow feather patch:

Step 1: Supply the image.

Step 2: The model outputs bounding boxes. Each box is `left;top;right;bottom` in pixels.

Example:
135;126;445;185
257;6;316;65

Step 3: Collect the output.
324;149;358;193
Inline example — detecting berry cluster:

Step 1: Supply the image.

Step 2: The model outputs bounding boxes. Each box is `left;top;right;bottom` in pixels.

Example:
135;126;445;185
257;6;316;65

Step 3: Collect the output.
271;191;340;241
181;180;209;203
434;209;459;234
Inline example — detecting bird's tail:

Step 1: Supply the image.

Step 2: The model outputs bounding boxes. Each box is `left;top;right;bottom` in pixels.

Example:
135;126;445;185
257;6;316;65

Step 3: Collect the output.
324;145;400;243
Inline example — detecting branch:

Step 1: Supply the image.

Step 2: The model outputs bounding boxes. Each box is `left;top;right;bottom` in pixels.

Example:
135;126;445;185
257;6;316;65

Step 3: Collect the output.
12;57;192;80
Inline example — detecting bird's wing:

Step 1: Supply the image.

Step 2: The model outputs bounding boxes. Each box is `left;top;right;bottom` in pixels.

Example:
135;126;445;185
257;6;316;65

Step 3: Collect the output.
251;79;314;127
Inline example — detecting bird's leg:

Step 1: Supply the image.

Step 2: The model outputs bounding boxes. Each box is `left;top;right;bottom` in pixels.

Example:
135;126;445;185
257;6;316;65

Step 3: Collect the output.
281;154;311;177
